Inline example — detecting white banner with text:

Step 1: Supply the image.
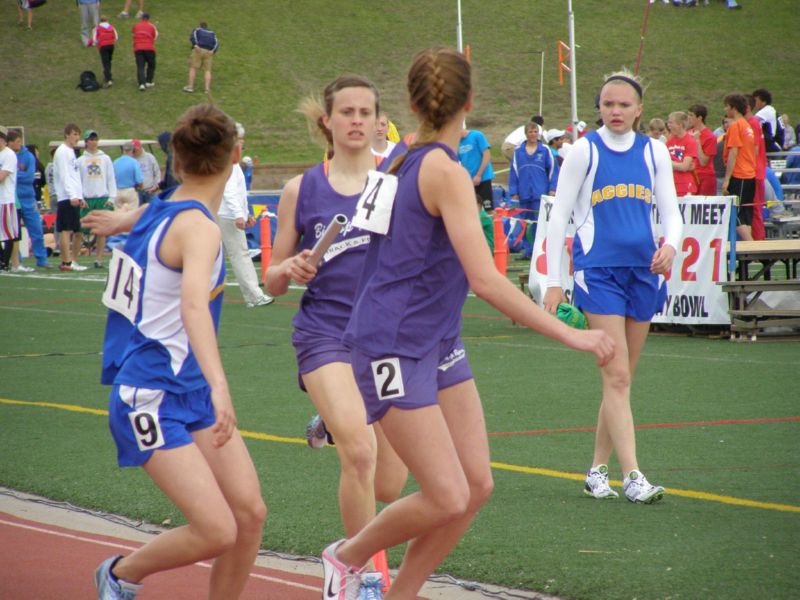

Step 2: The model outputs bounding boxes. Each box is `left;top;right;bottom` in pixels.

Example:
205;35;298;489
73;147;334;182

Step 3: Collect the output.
528;195;734;325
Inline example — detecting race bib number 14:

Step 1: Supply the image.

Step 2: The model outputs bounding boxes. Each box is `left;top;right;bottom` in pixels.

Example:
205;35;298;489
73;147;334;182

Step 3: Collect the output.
102;248;142;324
351;170;398;235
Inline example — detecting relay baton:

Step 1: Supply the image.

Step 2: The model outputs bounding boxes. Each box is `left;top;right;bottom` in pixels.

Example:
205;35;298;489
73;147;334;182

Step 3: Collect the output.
307;214;348;267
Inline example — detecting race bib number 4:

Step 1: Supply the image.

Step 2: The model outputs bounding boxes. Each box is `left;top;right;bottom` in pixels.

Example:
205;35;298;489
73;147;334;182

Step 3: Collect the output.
102;248;142;324
370;357;406;401
351;170;398;235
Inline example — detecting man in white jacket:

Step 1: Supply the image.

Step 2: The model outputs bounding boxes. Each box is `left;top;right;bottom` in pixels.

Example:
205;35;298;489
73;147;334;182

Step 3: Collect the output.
218;123;273;307
77;130;117;268
53;124;87;272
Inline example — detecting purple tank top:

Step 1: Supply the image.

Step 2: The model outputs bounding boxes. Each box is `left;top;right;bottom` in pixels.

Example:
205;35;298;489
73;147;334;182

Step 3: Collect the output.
343;143;469;359
291;163;372;339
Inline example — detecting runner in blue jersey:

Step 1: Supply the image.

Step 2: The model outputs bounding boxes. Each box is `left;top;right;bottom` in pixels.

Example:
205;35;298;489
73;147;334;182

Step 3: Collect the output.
319;47;614;600
264;75;407;596
543;70;683;504
89;105;265;600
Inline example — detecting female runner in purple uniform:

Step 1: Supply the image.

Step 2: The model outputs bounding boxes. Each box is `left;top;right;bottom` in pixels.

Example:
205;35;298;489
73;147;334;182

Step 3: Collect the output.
320;48;614;600
264;76;408;557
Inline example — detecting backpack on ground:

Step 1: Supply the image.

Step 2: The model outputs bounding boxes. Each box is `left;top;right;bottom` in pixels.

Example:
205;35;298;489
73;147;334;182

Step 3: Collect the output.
77;70;100;92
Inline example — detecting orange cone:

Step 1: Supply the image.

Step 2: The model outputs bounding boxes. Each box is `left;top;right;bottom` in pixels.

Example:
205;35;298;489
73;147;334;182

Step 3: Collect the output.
260;212;272;284
492;209;508;275
371;550;391;592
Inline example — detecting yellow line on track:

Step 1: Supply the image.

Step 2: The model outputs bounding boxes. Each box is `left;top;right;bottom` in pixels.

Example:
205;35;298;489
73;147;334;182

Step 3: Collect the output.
4;398;799;513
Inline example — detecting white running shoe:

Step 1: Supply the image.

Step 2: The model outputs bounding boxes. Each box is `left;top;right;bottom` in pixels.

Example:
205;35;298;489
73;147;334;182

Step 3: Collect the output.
70;261;88;271
11;265;35;273
94;555;142;600
246;294;274;308
584;464;619;499
322;540;363;600
306;414;334;448
623;470;664;504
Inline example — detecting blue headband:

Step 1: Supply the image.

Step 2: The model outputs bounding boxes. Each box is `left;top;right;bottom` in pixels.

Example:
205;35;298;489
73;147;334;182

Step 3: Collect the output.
602;75;643;99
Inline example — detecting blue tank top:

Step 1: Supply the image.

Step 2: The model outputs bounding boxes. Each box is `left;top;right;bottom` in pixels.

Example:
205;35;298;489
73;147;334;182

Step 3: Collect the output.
101;197;225;392
291;163;372;339
573;130;657;270
344;143;469;359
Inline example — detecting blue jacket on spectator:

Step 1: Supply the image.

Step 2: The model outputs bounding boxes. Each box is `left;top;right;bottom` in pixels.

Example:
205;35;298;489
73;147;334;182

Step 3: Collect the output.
508;141;559;201
190;26;219;52
781;144;800;186
15;145;37;205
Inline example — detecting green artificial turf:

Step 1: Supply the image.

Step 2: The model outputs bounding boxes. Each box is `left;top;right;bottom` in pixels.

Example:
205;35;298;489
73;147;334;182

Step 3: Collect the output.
2;271;798;599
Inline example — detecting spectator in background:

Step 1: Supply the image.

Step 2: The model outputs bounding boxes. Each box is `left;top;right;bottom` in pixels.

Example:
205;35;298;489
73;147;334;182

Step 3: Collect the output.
666;111;698;196
745;95;767;240
501;115;542;162
780;141;800;189
371;112;396;160
688;104;717;196
241;156;254;190
647;118;667;143
0;127;20;272
16;0;33;30
132;139;160;204
11;132;49;269
157;131;178;191
752;88;780;153
92;16;119;88
112;142;143;211
132;12;158;92
218;123;274;308
545;128;568;165
458;127;494;212
722;94;756;240
183;21;219;95
508;121;559;258
118;0;144;19
77;130;117;268
781;115;796;150
713;117;732;195
78;0;100;46
26;145;46;209
53;124;88;271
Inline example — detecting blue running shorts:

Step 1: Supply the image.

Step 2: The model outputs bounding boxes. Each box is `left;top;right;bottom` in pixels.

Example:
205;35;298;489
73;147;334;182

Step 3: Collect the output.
573;266;666;322
108;384;216;467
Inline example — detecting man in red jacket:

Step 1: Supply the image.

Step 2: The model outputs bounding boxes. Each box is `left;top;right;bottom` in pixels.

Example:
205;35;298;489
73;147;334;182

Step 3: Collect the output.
132;12;158;91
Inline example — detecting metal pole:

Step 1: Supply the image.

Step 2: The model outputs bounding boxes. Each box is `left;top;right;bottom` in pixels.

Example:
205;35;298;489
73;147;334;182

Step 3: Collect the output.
567;0;579;142
456;0;463;52
539;50;545;117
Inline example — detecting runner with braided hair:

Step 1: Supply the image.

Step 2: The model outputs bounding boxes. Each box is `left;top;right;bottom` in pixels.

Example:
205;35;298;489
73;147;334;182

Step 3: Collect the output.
320;47;614;600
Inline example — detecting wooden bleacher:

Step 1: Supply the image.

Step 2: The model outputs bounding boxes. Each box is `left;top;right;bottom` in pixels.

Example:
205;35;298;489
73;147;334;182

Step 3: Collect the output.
721;240;800;340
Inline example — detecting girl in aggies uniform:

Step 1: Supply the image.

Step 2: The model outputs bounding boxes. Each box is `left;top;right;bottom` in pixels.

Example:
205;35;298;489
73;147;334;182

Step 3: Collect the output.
320;47;614;600
264;75;408;582
94;105;266;600
543;70;683;504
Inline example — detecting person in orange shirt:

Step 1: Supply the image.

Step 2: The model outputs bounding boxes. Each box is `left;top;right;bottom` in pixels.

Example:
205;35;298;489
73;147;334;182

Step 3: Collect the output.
722;94;756;241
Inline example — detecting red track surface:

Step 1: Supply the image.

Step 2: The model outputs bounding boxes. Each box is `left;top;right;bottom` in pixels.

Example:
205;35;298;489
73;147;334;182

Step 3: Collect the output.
0;512;321;600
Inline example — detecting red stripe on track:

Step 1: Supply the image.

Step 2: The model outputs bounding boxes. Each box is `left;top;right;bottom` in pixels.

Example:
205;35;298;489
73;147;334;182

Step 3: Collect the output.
488;416;800;437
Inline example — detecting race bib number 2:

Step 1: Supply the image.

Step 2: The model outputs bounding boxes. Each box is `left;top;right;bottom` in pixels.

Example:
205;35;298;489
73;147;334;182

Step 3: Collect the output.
370;357;406;401
351;170;398;235
102;248;142;324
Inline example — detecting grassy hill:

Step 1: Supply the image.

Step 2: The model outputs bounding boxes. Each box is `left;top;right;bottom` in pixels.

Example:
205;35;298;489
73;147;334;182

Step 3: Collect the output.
4;0;799;164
